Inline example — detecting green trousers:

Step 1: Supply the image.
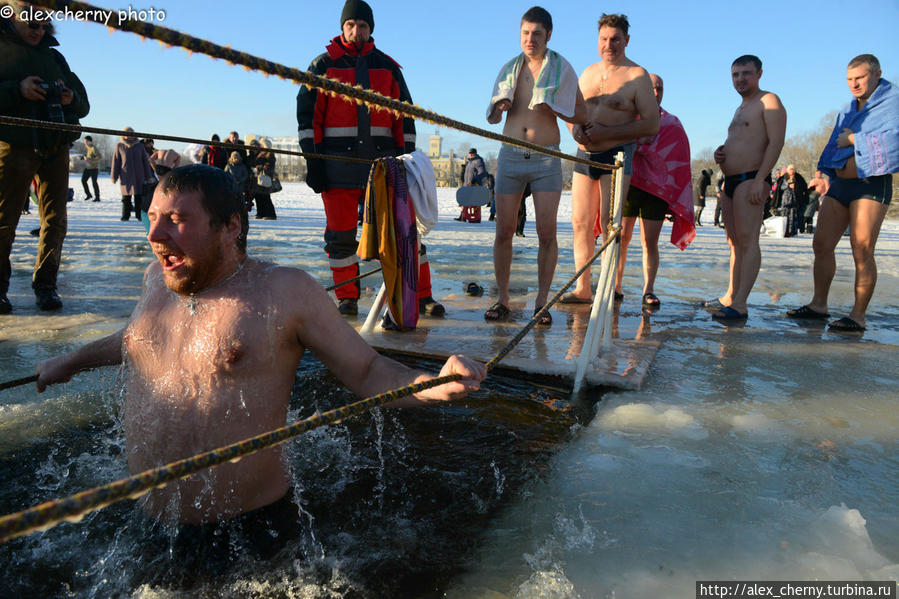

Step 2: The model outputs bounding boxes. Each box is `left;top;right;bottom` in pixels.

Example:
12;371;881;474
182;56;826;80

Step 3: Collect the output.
0;142;69;294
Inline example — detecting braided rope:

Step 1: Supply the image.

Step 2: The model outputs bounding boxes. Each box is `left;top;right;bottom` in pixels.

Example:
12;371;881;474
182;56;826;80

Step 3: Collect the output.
324;266;383;292
0;374;38;392
0;227;619;543
0;116;373;165
27;0;619;171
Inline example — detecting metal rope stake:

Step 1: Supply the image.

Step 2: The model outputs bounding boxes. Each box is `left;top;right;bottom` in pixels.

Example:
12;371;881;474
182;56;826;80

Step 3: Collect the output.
27;0;616;172
0;227;620;543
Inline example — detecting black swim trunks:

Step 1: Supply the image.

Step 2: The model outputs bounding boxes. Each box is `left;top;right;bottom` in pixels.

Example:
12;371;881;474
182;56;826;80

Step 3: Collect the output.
573;143;636;179
722;170;773;199
826;174;893;207
622;185;668;221
139;489;304;586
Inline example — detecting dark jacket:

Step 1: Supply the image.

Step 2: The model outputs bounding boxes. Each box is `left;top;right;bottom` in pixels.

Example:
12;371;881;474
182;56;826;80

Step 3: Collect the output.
249;150;276;195
464;154;487;186
111;138;153;196
773;173;808;211
693;169;712;200
297;35;416;190
0;18;89;152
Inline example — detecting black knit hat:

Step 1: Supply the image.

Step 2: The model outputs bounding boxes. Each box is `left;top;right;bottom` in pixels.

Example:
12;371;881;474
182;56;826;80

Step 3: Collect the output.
340;0;374;33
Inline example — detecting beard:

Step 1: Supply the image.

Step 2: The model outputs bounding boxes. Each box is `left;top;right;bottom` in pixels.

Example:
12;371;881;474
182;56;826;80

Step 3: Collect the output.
156;241;227;296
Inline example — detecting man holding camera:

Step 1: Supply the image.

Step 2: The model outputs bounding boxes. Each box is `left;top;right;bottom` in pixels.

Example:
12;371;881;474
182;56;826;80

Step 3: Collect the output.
0;3;89;314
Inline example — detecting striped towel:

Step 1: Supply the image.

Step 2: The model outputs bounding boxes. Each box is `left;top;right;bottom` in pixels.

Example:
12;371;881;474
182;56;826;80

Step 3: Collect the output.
487;50;579;119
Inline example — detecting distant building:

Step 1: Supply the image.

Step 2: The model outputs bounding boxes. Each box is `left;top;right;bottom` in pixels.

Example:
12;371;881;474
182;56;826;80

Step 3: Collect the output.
426;134;464;187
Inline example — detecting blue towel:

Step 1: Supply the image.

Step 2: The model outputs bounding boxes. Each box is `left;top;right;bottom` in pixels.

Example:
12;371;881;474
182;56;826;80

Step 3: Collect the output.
818;79;899;178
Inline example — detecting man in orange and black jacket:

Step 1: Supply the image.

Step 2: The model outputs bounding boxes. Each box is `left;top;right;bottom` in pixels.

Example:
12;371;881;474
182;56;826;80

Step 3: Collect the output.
297;0;444;317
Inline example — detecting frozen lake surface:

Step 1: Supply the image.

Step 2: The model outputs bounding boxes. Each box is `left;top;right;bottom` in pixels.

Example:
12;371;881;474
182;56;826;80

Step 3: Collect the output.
0;176;897;597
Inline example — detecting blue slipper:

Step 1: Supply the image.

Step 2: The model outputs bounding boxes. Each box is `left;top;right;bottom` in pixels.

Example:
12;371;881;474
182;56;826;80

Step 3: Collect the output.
711;306;748;320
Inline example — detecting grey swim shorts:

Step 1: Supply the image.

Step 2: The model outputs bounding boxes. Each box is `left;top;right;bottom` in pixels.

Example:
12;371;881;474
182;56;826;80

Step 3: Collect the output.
494;144;562;195
573;142;636;179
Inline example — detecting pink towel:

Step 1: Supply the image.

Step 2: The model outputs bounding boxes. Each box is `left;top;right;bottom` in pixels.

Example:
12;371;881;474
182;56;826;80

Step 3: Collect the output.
631;108;695;250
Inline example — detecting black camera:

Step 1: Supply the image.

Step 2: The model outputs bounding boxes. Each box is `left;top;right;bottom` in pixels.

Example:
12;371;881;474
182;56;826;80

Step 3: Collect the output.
38;80;66;123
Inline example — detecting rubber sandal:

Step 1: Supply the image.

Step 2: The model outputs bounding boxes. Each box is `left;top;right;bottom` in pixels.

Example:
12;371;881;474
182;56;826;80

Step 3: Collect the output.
465;282;484;297
642;292;660;307
827;317;865;332
710;306;748;320
701;298;725;311
533;305;552;327
559;291;592;304
484;302;511;321
786;305;829;319
614;291;624;302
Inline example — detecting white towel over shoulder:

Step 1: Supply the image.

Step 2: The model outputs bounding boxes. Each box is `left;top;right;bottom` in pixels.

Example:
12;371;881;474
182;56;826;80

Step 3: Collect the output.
487;50;579;119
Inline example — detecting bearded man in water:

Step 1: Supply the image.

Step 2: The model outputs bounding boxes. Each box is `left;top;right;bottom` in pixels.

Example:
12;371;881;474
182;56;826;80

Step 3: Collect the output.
35;165;485;535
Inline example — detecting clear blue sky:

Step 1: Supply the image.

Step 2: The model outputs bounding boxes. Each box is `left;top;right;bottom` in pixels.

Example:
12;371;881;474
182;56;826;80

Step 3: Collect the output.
47;0;899;160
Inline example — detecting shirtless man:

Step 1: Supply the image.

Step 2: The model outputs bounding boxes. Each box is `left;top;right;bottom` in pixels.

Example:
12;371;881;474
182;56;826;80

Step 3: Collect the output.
787;54;896;332
562;13;659;304
804;169;829;232
484;6;585;325
706;55;786;320
34;165;486;530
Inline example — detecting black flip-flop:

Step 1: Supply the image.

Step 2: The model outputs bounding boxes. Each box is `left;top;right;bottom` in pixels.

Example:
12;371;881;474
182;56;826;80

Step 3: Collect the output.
465;282;484;297
701;298;725;311
827;317;865;332
533;305;552;327
559;292;592;304
614;291;624;302
711;306;748;320
642;292;661;307
786;305;829;319
484;302;511;321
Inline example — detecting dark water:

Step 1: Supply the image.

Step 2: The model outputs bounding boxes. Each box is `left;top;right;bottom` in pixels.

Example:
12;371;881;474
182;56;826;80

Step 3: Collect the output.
0;354;596;598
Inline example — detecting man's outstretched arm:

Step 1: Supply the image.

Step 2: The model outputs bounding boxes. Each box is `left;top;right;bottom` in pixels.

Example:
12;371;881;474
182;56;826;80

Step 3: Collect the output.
288;269;486;405
36;330;124;392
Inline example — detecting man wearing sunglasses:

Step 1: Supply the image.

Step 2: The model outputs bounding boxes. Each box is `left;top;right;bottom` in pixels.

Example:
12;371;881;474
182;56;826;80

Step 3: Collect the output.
0;1;90;314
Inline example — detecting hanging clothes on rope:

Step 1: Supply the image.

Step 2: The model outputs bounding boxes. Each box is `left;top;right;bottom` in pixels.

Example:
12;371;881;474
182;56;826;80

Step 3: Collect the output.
358;157;419;330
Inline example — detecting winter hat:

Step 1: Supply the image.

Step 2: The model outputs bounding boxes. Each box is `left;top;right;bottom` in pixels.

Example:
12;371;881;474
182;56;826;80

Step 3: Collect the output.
340;0;374;33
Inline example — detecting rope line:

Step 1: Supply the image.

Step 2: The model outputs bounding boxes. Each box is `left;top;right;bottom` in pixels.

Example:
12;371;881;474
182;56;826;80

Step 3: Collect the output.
0;227;618;544
324;266;383;292
0;116;373;165
27;0;619;171
0;375;38;392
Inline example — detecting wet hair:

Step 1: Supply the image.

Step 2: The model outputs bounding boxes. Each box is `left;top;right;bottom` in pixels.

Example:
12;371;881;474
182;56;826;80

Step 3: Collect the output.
848;54;880;74
598;13;629;36
158;164;249;254
732;55;762;72
521;6;552;33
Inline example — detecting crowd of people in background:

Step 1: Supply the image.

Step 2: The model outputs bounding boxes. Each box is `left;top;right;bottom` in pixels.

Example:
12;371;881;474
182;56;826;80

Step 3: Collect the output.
1;1;894;337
